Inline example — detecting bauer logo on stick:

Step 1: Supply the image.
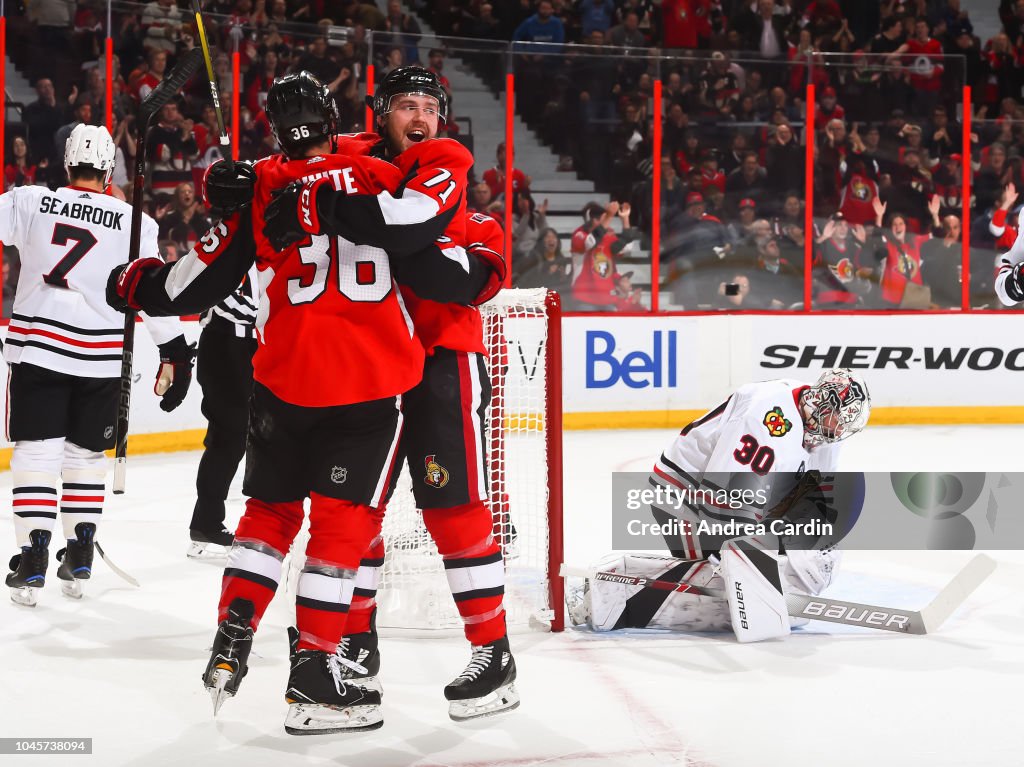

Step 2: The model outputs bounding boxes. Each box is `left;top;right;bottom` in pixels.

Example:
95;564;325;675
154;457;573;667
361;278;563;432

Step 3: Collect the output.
762;407;792;437
424;455;449;488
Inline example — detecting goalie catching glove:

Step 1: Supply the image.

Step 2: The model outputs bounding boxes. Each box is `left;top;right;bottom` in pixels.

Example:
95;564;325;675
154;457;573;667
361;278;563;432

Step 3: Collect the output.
154;335;196;412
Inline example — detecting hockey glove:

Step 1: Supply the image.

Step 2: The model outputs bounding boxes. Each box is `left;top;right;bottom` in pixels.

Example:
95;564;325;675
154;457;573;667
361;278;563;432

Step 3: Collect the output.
155;335;197;413
262;176;330;251
204;160;256;218
1007;262;1024;303
106;257;164;313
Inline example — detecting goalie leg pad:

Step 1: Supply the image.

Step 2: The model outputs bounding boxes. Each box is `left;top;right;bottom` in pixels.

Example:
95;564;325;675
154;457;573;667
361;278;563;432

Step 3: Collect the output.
722;538;791;643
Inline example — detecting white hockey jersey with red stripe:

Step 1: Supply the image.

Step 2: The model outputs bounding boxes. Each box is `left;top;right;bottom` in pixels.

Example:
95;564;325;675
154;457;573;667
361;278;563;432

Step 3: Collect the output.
650;380;841;543
0;184;181;377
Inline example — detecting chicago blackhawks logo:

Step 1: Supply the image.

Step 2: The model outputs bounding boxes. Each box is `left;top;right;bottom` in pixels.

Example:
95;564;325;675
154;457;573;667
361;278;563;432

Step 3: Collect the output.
763;406;792;438
423;455;450;488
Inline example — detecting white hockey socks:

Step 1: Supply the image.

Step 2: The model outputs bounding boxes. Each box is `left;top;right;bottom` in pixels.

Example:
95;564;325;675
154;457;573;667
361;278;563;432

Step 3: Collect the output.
61;443;107;541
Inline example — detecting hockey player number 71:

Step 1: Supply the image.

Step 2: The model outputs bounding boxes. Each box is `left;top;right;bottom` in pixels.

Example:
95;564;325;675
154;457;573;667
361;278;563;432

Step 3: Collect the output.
43;223;98;289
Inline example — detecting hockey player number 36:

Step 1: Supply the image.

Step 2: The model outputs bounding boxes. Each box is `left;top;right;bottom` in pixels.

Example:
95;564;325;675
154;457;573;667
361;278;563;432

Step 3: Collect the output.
43;223;98;289
734;435;775;475
287;234;390;305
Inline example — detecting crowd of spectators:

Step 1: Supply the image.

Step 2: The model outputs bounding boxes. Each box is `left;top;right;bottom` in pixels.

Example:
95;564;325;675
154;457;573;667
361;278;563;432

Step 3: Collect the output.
4;0;1024;312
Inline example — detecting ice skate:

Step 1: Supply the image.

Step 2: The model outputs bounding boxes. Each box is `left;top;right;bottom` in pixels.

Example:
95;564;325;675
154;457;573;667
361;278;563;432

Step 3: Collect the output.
6;530;51;607
334;610;382;695
56;522;96;599
444;636;520;721
187;525;234;560
202;597;254;715
284;627;383;735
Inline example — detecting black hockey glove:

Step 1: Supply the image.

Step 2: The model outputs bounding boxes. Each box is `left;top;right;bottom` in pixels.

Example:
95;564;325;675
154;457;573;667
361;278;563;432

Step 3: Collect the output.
106;258;164;313
155;335;197;413
203;160;256;218
1007;262;1024;303
263;181;307;251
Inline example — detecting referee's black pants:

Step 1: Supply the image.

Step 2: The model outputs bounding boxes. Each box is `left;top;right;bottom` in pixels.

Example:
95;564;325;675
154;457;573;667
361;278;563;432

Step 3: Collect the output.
191;325;256;533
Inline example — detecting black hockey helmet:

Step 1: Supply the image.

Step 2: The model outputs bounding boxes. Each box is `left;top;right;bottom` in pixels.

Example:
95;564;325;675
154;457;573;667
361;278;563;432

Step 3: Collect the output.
368;65;448;126
266;71;339;159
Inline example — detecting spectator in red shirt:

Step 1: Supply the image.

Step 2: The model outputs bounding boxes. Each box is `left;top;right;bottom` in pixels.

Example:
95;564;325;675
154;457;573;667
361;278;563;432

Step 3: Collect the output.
4;136;40;191
482;142;531;201
814;86;846;130
894;17;944;114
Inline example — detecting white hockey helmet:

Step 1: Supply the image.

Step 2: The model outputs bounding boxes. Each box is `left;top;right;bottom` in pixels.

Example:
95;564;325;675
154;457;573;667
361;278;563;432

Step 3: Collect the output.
64;124;116;188
799;369;871;449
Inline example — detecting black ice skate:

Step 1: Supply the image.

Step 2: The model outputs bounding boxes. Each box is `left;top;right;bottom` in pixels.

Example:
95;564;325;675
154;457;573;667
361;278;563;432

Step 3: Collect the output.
284;627;383;735
6;529;51;607
334;609;382;695
56;522;96;599
202;597;255;715
187;525;234;561
444;636;520;721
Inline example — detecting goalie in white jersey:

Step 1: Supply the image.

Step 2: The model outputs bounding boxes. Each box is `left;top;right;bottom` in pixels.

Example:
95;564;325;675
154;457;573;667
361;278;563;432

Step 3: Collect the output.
2;124;193;607
569;369;871;643
994;205;1024;306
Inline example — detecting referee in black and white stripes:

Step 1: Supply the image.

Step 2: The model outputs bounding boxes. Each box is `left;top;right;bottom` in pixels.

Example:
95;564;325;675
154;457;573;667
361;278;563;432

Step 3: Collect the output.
189;263;259;555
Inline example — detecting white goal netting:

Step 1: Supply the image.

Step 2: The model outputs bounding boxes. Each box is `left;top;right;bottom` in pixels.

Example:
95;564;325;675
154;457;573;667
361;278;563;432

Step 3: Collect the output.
376;288;563;632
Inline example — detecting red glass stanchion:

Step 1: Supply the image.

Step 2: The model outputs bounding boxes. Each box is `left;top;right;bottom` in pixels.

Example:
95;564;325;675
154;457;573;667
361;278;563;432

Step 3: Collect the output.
962;85;972;312
804;83;816;313
364;64;375;132
504;69;514;288
231;51;240;161
651;77;662;313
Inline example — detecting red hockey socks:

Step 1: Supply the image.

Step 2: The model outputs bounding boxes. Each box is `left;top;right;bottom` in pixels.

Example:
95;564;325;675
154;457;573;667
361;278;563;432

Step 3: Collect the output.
423;501;507;646
294;494;384;652
219;498;304;629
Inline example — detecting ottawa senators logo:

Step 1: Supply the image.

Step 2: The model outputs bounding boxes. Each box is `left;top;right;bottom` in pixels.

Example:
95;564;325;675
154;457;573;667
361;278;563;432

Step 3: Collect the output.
763;406;792;438
851;177;870;200
592;251;611;278
832;257;854;282
423;454;450;488
896;251;919;279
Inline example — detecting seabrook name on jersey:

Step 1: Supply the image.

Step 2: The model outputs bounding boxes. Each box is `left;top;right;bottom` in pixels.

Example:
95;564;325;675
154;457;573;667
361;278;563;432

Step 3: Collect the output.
37;194;126;230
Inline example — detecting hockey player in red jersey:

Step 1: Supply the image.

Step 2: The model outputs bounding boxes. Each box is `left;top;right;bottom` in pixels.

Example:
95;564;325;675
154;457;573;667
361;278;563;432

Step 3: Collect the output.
568;370;871;643
2;125;193;608
264;66;516;721
105;72;470;734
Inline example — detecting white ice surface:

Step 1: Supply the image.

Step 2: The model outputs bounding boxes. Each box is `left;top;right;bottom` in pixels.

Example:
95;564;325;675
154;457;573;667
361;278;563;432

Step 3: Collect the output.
1;425;1022;766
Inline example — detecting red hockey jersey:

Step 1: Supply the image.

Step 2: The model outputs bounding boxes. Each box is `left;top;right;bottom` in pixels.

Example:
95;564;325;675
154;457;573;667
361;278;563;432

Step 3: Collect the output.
251;152;428;407
333;133;496;355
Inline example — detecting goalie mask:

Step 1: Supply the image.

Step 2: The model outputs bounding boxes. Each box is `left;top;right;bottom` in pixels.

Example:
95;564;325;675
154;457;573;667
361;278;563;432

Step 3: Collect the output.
266;71;339;159
368;65;448;126
799;369;871;449
64;124;116;189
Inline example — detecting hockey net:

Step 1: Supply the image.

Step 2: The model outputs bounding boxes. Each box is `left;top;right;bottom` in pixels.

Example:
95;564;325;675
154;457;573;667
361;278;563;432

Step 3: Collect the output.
376;288;564;633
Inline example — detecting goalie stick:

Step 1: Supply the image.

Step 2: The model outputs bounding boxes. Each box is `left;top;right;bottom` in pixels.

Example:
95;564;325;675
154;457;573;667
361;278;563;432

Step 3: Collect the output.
561;554;996;635
113;47;203;494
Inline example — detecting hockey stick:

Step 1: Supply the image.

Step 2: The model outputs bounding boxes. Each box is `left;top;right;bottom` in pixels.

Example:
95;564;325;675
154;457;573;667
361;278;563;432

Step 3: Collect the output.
113;48;204;495
190;0;233;169
561;554;997;635
95;542;141;587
